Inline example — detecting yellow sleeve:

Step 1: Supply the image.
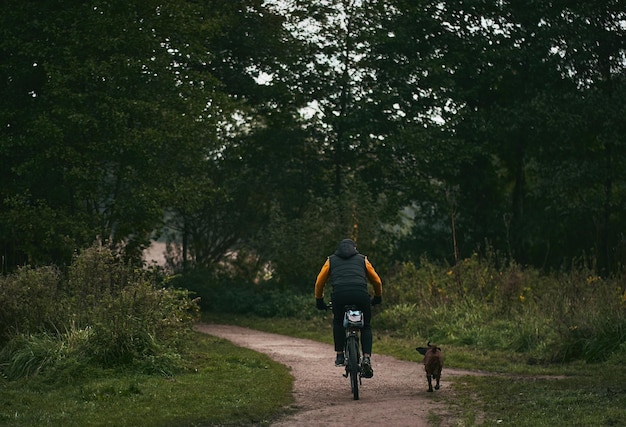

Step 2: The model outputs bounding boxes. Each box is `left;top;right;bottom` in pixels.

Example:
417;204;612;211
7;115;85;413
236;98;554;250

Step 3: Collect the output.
314;258;330;299
365;257;382;297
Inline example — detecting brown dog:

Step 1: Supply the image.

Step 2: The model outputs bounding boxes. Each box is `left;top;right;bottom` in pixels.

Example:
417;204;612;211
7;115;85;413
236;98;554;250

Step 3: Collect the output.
416;341;443;392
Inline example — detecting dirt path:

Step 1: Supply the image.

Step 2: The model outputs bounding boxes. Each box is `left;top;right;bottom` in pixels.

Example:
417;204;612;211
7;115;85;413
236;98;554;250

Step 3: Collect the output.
195;323;478;427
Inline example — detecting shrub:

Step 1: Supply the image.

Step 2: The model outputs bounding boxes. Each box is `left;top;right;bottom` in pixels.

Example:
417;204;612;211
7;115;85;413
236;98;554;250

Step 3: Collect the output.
0;244;199;380
383;260;445;308
62;246;199;369
168;269;317;318
0;265;64;343
382;255;626;363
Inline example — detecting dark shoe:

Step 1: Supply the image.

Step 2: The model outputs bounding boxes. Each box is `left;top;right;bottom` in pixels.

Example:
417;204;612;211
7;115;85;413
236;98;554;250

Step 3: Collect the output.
361;357;373;378
335;353;345;366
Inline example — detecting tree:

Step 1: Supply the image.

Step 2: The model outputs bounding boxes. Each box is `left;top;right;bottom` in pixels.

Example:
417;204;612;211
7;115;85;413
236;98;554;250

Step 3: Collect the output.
0;1;234;269
527;1;626;272
370;0;626;272
161;0;319;273
3;0;625;280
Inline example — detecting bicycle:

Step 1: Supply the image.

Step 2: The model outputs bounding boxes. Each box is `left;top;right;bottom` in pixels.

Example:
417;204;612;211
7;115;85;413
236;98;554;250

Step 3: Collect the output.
343;305;365;400
327;302;365;400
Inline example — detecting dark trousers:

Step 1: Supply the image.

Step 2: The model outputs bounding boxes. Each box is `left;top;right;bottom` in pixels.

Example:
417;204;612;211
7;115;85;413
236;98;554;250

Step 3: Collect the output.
331;291;372;354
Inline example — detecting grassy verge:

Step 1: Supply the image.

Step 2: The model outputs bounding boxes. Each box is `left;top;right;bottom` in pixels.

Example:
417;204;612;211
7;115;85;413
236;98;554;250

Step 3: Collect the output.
0;332;293;427
453;372;626;426
201;312;626;427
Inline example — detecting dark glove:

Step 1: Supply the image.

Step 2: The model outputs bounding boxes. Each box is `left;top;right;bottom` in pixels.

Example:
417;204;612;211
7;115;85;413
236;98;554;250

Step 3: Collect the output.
316;298;329;310
371;295;382;306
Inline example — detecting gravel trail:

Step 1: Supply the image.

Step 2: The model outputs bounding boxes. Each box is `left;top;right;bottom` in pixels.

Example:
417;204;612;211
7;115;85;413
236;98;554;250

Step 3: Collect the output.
195;323;475;427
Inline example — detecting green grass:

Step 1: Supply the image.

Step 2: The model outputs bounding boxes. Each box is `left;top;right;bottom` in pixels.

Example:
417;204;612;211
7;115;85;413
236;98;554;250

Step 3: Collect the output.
453;372;626;426
201;312;574;375
2;311;624;426
0;332;293;427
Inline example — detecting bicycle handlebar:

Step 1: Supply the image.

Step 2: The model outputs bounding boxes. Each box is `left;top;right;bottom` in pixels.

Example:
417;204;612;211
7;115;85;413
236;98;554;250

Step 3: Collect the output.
323;301;374;311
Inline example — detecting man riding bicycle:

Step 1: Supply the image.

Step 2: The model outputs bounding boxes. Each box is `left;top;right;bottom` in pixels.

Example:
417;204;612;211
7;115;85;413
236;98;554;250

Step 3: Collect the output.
314;238;383;378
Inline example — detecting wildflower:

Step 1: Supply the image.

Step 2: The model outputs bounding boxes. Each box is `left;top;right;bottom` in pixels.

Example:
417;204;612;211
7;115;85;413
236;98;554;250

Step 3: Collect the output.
586;275;600;285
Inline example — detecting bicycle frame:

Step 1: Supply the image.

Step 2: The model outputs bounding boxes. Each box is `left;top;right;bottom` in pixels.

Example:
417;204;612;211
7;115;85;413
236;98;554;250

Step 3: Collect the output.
341;305;363;400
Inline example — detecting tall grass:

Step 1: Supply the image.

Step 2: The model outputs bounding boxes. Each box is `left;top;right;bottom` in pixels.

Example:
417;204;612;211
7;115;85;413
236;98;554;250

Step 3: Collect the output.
0;244;199;380
176;250;625;365
380;253;626;364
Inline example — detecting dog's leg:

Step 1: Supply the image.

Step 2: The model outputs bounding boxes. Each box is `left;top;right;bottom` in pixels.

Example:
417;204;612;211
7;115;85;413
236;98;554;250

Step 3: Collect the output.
434;372;440;390
426;374;433;392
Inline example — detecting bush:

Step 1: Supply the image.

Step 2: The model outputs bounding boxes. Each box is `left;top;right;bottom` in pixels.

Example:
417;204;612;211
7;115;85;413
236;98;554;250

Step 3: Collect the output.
168;269;317;318
0;265;64;343
381;256;626;363
0;244;199;380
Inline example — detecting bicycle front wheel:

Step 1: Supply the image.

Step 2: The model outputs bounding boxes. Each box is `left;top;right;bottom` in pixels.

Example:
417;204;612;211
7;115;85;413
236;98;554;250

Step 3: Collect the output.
347;336;360;400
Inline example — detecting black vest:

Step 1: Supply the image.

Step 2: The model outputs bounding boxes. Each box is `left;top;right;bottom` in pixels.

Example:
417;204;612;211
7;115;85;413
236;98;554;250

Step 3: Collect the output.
329;253;368;295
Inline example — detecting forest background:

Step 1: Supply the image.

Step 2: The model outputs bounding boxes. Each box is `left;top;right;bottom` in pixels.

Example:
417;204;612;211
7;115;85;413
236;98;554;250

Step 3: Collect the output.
2;0;625;279
2;0;626;357
1;3;626;424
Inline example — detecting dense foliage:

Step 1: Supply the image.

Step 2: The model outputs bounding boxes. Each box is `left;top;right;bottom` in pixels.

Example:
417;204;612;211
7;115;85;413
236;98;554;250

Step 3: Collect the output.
0;245;198;379
380;254;626;363
1;3;625;286
182;251;626;364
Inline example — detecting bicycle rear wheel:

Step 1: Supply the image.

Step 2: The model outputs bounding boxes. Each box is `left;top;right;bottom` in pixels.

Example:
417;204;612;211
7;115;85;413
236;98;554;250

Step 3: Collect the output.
347;336;360;400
